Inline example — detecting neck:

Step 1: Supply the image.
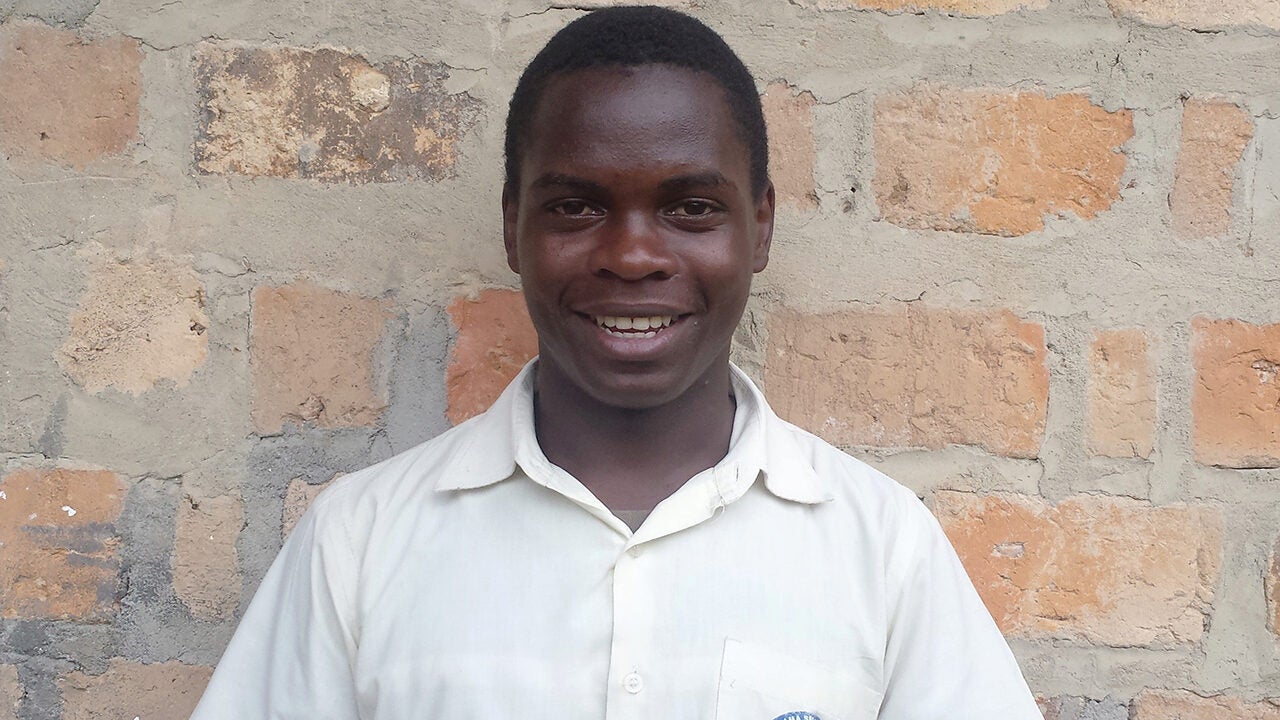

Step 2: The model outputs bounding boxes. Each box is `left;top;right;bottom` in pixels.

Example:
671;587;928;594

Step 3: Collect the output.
532;361;737;514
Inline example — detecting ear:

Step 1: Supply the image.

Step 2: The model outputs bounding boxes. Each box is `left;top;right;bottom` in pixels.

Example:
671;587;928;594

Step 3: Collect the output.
751;182;775;273
502;184;520;274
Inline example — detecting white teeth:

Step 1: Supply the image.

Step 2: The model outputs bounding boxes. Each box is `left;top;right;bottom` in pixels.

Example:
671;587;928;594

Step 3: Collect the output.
593;315;675;333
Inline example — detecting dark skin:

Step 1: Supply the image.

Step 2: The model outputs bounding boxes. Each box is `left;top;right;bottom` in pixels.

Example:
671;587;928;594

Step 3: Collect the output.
503;65;774;520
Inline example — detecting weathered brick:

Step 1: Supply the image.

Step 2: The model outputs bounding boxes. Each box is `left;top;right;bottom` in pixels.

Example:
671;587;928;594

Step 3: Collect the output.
0;23;141;168
1107;0;1280;31
446;289;538;425
936;492;1221;646
761;83;817;209
765;306;1048;458
282;474;339;539
57;260;209;395
0;468;124;620
0;664;18;720
172;491;241;621
1039;696;1130;720
251;282;392;435
1088;329;1155;458
809;0;1048;14
1171;99;1253;239
1132;689;1280;719
1191;318;1280;468
195;44;481;182
874;88;1133;236
59;659;212;720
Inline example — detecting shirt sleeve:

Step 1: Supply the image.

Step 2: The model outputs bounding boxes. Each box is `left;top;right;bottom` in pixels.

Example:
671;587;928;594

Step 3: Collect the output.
190;491;362;720
878;488;1042;720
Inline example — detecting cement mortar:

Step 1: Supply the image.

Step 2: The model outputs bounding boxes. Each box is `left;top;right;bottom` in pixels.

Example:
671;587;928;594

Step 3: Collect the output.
0;0;1278;713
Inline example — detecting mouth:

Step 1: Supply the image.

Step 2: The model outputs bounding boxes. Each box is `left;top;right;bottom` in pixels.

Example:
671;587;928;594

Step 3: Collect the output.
590;314;679;338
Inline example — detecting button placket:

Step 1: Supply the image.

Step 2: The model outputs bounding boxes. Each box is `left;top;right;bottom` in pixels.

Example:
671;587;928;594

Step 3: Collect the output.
605;548;653;718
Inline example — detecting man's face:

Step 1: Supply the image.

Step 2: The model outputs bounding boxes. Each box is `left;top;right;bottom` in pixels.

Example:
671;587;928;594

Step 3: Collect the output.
504;64;774;410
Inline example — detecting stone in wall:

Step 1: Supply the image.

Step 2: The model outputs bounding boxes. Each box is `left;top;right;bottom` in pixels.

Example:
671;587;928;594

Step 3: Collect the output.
195;44;482;182
59;659;212;720
1132;689;1280;719
57;260;209;395
1088;329;1155;459
765;306;1048;458
0;23;141;168
936;491;1221;646
874;88;1133;236
1269;536;1280;638
801;0;1048;14
761;83;818;209
1107;0;1280;31
0;468;125;620
172;491;242;621
0;664;17;720
446;289;538;425
250;282;392;435
1038;696;1130;720
1191;318;1280;468
1170;99;1253;239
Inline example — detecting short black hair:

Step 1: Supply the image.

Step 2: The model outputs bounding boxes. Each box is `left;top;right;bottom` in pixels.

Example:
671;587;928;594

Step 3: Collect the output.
503;5;769;197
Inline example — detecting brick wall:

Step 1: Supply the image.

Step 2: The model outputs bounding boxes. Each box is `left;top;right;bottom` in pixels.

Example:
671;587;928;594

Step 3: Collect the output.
1;0;1277;716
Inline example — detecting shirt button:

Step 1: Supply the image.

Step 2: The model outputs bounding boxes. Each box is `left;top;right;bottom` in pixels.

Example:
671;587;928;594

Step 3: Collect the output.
623;672;644;694
627;546;643;558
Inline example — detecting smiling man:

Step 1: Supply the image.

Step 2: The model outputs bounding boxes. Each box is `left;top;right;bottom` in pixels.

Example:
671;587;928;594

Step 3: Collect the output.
191;7;1042;720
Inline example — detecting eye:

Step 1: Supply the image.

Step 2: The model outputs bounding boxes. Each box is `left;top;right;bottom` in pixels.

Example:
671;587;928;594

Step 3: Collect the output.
669;200;717;217
548;200;603;217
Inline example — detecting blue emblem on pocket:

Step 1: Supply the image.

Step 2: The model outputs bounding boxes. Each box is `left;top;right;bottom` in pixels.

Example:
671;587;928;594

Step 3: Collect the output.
772;714;821;720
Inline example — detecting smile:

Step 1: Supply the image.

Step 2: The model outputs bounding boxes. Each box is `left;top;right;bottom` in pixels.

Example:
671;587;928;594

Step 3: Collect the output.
592;314;676;337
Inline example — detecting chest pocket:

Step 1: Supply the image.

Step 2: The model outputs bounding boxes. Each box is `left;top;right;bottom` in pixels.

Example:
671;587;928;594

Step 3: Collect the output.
714;638;884;720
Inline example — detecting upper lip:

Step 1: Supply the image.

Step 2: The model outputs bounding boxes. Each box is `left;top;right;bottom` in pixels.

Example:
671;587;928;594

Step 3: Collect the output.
574;304;691;317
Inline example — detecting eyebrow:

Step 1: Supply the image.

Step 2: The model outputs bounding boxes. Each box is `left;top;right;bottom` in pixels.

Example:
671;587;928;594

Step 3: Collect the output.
658;171;733;193
529;173;610;194
528;171;734;195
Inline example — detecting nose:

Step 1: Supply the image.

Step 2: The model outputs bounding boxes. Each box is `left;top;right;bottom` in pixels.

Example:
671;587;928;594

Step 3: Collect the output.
590;212;677;281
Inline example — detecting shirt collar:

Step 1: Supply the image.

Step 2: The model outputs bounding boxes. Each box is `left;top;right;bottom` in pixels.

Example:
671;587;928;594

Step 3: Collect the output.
436;359;832;505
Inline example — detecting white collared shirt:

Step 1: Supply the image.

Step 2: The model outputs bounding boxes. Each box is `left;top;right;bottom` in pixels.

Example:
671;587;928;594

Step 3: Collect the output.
192;362;1041;720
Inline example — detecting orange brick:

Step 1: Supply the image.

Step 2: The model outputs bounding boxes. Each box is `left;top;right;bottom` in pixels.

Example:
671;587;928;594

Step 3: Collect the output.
1088;329;1155;458
1191;318;1280;468
765;306;1048;458
195;45;481;182
446;289;538;424
1132;689;1280;719
282;474;340;539
57;260;209;395
59;659;212;720
936;492;1221;646
0;24;141;168
0;468;125;620
761;83;818;209
874;88;1132;236
1171;99;1253;239
0;664;17;720
172;492;241;621
250;282;392;435
1107;0;1280;31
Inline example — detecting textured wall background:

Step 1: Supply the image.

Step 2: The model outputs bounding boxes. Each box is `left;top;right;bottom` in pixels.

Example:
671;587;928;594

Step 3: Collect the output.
0;0;1278;717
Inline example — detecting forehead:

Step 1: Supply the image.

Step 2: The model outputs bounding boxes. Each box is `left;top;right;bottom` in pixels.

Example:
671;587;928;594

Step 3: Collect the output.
520;65;749;182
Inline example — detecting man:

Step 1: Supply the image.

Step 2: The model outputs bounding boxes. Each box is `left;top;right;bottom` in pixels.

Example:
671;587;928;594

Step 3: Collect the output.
192;6;1042;719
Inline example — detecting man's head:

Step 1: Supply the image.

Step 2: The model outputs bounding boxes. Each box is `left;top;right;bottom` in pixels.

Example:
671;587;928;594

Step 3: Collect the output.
502;7;774;412
504;5;769;199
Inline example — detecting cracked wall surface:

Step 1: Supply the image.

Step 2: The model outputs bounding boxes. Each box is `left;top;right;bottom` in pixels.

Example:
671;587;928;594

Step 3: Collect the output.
1;0;1279;717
